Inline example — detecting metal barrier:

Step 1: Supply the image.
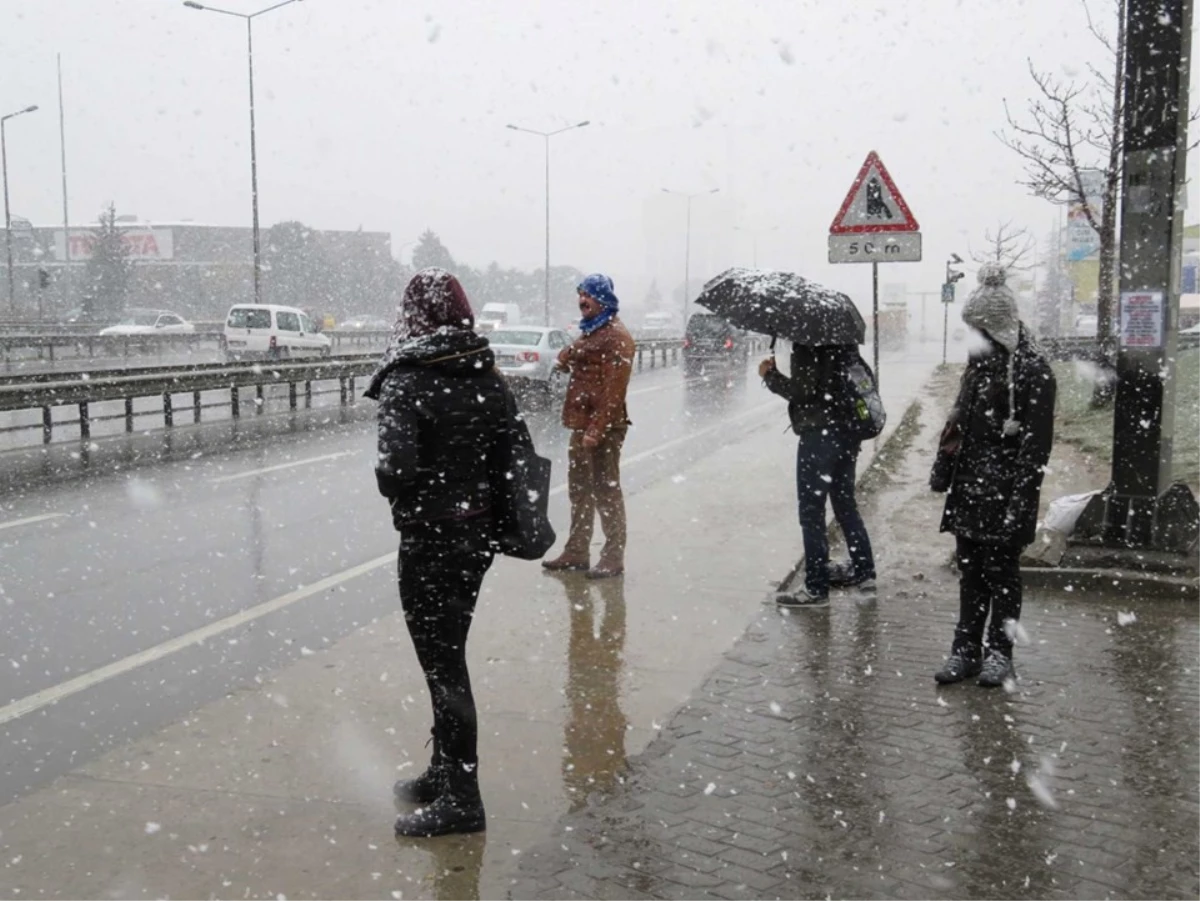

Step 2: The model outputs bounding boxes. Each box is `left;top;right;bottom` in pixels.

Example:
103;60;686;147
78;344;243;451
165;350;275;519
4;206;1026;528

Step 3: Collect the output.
0;355;378;444
0;328;392;366
0;336;698;447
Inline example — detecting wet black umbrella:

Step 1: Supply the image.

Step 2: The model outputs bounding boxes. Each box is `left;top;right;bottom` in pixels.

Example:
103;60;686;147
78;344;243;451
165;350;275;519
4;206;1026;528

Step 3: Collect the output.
696;267;865;346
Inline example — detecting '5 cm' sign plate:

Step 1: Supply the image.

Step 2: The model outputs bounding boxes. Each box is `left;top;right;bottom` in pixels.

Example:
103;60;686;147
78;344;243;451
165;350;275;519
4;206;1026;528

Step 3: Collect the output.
828;232;922;264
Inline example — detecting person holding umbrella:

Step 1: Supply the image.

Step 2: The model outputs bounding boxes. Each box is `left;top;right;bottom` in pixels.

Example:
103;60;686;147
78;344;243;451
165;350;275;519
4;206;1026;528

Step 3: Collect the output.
696;268;880;606
759;345;878;605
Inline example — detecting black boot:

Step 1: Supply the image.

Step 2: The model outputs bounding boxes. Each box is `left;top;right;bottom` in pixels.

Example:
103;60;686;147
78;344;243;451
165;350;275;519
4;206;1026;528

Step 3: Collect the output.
934;644;982;684
394;762;486;838
394;730;445;804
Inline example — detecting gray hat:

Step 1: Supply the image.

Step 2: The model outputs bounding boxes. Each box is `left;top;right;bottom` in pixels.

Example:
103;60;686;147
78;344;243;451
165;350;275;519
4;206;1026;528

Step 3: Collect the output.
962;266;1019;353
962;264;1022;436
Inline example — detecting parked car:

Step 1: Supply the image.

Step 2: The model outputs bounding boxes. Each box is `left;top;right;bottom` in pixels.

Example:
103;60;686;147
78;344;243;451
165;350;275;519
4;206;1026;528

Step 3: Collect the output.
488;326;572;407
341;314;391;330
99;309;196;336
682;313;749;378
221;304;332;360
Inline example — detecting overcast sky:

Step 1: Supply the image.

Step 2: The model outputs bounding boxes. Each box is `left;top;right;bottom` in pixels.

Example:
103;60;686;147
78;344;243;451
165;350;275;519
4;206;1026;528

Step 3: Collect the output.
2;0;1196;304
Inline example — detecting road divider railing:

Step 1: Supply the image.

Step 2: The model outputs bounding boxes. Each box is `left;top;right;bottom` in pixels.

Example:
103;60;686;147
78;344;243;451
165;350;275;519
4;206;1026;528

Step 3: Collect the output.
0;328;396;367
0;337;705;447
0;354;380;444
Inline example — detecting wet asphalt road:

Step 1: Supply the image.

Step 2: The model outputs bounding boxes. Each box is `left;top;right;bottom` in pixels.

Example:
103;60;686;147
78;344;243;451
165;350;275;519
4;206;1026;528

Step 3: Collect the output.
0;347;940;806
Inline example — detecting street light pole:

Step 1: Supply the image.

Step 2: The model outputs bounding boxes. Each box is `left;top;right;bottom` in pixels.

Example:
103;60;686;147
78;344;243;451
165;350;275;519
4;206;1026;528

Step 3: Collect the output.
2;105;39;314
506;120;590;327
663;187;719;328
183;0;302;305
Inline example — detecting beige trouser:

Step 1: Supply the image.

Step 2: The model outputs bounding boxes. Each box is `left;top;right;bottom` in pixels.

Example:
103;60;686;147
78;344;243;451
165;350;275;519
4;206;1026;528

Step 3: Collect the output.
562;429;627;566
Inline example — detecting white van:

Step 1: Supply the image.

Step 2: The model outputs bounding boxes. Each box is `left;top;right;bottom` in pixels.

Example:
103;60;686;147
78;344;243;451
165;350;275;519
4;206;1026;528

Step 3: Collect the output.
222;304;332;360
477;303;522;332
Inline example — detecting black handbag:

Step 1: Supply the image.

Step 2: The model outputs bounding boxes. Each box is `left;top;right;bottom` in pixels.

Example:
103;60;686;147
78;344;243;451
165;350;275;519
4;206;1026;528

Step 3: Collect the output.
489;383;556;560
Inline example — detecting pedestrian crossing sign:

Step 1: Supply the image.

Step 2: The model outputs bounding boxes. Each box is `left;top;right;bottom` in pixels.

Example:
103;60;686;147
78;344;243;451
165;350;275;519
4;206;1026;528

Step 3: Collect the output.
829;151;920;234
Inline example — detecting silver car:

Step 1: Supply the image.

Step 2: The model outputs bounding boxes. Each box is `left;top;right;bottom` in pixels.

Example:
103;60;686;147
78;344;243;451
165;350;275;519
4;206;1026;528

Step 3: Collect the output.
488;326;572;407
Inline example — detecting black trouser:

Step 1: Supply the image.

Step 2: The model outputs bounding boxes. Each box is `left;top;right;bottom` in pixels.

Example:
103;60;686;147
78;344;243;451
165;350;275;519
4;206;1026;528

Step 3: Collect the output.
398;519;493;775
953;535;1022;657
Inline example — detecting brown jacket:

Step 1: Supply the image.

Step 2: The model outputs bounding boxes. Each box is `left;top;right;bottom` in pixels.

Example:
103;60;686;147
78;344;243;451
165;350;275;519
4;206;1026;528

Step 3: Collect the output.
558;317;635;442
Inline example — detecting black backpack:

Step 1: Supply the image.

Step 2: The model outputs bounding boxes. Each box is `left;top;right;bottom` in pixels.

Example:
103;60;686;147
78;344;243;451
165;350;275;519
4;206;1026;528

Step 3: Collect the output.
841;353;886;440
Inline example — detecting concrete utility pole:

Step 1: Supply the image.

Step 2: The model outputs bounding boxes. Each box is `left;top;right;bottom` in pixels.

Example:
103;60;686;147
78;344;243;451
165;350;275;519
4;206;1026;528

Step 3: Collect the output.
1099;0;1195;549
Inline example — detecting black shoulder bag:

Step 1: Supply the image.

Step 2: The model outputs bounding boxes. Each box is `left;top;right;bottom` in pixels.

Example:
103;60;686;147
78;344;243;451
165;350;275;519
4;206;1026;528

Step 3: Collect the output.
488;381;556;559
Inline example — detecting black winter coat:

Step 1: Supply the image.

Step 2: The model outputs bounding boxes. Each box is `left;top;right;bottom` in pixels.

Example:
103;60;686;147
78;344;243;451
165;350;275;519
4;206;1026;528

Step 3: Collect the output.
763;344;855;434
931;329;1056;548
364;329;510;530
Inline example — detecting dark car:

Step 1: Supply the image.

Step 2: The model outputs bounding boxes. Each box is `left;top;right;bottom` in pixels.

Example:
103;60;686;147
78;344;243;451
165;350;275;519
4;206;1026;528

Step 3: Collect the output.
683;313;749;377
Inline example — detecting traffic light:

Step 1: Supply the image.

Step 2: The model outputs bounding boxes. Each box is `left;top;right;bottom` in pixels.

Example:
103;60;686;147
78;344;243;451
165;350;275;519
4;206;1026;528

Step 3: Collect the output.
37;268;51;290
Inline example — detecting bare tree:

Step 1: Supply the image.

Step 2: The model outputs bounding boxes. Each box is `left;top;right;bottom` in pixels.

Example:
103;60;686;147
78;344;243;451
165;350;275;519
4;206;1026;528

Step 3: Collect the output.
998;0;1126;362
971;221;1037;271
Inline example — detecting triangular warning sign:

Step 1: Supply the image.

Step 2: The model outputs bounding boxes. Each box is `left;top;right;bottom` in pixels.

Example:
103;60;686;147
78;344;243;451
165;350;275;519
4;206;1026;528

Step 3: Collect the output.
829;151;919;234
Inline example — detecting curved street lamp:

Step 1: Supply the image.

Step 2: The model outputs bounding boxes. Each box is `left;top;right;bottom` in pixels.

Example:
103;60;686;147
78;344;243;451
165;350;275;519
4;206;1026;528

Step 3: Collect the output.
182;0;304;305
3;104;40;313
506;120;590;326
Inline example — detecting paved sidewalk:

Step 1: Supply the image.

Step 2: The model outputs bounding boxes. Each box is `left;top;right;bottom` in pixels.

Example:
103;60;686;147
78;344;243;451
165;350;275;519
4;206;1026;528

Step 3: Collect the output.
511;367;1200;901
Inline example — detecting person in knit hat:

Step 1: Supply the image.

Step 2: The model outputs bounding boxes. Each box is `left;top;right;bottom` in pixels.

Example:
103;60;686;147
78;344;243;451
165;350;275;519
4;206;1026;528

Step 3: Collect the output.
365;267;507;837
929;263;1056;688
542;273;636;579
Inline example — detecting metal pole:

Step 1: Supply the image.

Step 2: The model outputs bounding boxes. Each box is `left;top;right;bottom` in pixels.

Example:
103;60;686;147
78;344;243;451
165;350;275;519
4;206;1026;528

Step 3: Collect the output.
683;196;692;328
872;260;880;382
2;120;12;314
544;134;550;327
247;17;261;305
58;54;71;317
942;301;949;365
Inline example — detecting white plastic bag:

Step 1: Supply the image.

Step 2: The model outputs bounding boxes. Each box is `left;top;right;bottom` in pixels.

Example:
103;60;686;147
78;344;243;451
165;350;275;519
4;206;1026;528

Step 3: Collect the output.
1042;491;1098;536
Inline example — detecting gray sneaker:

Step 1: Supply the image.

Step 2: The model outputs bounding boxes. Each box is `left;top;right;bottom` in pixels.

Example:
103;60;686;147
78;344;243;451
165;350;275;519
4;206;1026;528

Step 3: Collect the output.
776;586;829;608
934;649;982;684
977;651;1015;688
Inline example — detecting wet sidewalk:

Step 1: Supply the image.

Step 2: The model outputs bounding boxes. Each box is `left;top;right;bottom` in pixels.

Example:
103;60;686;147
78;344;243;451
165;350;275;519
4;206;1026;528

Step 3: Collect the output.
510;367;1200;901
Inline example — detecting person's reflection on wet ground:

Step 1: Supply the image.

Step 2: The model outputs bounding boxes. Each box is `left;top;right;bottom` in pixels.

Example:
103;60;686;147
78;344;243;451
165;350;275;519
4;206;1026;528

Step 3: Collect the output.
549;571;629;813
949;694;1056;898
392;832;486;901
1104;601;1196;896
769;599;891;891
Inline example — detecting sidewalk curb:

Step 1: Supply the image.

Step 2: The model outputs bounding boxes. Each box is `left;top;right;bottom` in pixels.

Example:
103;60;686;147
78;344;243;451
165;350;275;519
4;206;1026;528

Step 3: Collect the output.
1020;564;1200;600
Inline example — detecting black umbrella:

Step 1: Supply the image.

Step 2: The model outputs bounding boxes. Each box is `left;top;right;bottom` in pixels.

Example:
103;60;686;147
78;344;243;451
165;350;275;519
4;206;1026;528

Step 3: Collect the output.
696;267;865;346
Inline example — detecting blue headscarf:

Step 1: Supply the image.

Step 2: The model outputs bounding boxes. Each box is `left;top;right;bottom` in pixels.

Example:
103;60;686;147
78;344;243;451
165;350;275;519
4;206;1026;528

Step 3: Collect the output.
578;273;619;336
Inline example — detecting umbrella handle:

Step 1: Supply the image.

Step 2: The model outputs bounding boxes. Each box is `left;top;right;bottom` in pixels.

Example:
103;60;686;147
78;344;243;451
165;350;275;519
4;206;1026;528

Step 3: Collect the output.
769;335;777;356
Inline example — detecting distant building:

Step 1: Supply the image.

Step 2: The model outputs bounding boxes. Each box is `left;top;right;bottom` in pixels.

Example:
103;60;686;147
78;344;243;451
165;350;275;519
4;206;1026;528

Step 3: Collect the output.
2;217;392;320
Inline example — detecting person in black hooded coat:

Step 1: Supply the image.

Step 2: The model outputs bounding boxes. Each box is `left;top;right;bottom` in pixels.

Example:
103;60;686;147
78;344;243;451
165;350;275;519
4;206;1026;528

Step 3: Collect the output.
364;267;509;837
931;264;1056;688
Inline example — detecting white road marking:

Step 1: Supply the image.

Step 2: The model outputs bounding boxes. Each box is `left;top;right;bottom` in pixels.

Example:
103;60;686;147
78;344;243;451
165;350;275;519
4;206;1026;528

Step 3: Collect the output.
622;403;774;466
0;554;393;727
0;399;778;726
210;451;356;485
0;513;68;532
